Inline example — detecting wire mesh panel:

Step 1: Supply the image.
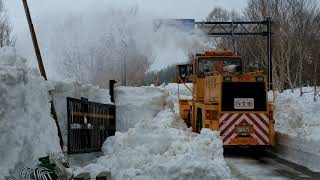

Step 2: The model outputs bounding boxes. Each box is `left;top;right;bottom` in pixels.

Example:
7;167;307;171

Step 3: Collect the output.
67;97;116;154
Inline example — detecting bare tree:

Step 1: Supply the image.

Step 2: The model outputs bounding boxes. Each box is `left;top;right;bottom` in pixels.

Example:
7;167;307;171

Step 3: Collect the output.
0;0;15;47
206;7;231;22
206;7;243;54
207;0;320;96
235;0;319;93
61;25;151;88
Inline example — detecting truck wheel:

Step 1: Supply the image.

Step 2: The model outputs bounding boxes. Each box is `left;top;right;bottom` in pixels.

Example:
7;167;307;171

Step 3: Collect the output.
196;109;202;133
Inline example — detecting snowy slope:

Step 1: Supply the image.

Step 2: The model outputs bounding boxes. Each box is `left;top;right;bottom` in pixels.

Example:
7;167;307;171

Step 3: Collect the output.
0;47;61;177
75;86;232;179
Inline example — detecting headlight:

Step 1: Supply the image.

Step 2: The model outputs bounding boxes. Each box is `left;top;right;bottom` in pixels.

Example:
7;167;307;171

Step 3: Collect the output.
256;76;264;82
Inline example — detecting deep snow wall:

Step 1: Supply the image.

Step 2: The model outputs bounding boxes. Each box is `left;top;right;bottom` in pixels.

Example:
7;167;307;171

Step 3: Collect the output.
115;86;167;132
0;47;61;177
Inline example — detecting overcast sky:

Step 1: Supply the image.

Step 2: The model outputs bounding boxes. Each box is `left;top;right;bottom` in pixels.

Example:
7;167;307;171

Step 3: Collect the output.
3;0;248;77
5;0;248;34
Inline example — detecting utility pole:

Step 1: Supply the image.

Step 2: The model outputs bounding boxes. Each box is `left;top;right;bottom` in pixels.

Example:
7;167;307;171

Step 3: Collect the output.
22;0;47;80
22;0;63;149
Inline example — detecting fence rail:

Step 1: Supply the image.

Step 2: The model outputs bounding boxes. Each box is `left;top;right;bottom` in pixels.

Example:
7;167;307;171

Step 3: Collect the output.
67;97;116;154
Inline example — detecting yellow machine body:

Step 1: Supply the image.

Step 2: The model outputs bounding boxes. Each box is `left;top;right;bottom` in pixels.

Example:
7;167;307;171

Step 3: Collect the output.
176;50;275;146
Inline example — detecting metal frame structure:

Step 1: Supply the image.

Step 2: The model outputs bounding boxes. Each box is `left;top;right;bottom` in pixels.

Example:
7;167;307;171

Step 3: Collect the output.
67;97;116;154
195;18;272;90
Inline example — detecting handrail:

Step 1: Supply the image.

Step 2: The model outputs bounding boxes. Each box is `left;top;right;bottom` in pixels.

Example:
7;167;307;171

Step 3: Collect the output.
178;76;193;94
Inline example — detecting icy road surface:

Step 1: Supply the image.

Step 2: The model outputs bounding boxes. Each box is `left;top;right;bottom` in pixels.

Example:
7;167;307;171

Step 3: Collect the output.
224;149;320;180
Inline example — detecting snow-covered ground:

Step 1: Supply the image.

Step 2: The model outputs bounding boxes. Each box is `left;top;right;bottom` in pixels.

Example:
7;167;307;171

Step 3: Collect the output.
272;88;320;172
5;44;320;178
75;85;232;179
0;47;61;177
0;47;231;179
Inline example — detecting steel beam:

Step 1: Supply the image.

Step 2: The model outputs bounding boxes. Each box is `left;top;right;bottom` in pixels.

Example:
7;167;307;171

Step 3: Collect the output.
195;18;273;90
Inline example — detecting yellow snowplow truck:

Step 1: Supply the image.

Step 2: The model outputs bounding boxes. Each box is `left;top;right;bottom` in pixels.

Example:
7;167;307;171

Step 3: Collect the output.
177;50;275;146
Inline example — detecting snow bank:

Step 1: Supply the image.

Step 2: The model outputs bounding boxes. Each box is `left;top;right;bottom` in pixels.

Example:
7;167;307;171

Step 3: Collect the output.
75;86;231;179
275;87;320;141
115;86;167;132
164;83;193;113
50;80;112;150
0;47;61;177
273;87;320;172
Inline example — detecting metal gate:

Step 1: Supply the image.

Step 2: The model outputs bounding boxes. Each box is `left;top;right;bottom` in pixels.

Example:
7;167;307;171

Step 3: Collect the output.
67;97;116;154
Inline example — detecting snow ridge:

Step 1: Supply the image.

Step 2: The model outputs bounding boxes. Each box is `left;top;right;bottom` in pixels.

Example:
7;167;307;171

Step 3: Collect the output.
75;86;231;179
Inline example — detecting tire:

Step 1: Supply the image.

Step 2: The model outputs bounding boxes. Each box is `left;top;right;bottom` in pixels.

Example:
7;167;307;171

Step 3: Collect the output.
196;109;202;133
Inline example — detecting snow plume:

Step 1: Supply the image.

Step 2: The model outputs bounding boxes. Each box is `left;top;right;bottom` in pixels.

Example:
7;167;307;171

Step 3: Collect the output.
75;86;231;179
15;5;210;86
0;47;61;177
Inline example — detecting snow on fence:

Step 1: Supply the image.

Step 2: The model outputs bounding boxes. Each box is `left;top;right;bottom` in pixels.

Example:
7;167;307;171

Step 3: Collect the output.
67;97;116;154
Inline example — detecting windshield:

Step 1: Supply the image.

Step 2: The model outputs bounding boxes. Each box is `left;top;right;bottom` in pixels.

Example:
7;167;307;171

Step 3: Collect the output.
179;65;193;78
197;57;242;77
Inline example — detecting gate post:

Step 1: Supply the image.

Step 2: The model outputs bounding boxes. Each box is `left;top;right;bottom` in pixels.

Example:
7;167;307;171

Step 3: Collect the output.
109;80;117;103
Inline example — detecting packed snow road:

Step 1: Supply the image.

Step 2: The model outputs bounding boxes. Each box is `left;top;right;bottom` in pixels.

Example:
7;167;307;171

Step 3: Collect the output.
224;148;320;180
